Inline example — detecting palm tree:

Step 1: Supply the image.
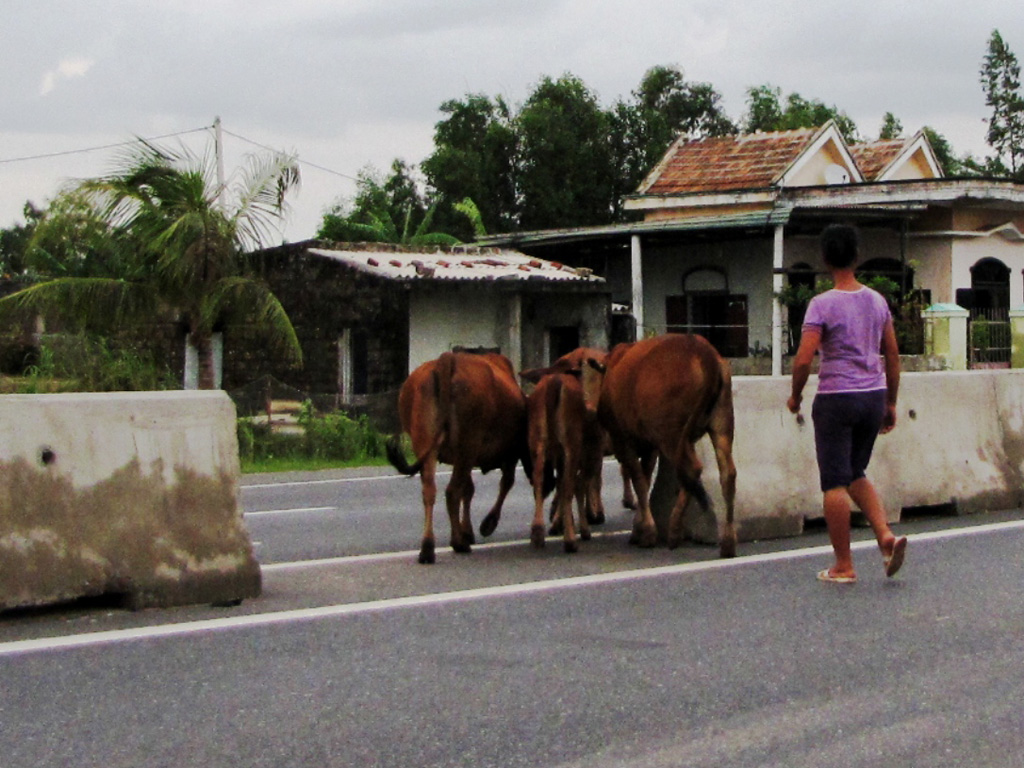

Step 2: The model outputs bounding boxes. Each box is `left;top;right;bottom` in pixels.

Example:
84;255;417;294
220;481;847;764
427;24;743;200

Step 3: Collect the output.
0;137;303;389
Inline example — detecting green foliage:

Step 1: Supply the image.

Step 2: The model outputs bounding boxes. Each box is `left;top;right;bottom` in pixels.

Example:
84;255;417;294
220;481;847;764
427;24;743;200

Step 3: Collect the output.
743;84;859;142
236;401;388;469
317;161;462;246
879;112;903;140
4;333;176;392
980;29;1024;177
0;136;303;389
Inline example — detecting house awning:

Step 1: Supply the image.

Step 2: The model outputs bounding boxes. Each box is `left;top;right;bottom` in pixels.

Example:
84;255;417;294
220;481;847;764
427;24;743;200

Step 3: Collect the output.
477;209;793;249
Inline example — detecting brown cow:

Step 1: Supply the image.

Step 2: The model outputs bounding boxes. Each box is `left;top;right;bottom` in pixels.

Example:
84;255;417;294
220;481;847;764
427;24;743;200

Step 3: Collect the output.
521;359;605;552
386;351;529;564
595;334;737;557
521;347;635;525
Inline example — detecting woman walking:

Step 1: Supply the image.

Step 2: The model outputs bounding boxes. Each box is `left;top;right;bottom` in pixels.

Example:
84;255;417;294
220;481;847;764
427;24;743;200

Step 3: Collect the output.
788;223;908;583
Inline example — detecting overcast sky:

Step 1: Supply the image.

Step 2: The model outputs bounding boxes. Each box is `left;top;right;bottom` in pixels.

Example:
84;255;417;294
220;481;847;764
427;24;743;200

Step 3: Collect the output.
2;0;1022;243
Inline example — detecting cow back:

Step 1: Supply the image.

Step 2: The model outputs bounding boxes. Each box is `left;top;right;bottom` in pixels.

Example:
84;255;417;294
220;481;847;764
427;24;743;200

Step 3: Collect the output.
599;334;725;452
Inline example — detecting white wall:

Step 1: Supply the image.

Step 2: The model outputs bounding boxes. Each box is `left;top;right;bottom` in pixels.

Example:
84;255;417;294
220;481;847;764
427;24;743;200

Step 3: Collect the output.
408;291;503;372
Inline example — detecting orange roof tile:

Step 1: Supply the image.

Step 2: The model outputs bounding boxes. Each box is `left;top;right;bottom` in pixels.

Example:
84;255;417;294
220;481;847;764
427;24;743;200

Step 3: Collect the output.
642;127;820;195
848;139;906;181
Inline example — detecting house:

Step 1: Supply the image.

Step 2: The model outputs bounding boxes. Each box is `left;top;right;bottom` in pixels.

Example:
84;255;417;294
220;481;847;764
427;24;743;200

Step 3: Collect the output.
479;121;1024;374
228;241;611;419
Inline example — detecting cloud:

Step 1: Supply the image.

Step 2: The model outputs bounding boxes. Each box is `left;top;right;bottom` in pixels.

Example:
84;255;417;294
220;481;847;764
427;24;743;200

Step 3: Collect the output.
39;57;95;96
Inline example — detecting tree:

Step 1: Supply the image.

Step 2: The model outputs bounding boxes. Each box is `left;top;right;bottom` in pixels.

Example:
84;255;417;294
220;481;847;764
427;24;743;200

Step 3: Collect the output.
317;160;461;246
980;29;1024;176
879;112;903;140
743;84;858;142
609;65;736;215
0;138;303;389
421;95;518;237
516;74;615;230
0;202;44;277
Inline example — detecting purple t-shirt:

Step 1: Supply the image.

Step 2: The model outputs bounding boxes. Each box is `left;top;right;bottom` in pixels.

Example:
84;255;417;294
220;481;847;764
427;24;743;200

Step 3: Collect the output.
802;287;891;394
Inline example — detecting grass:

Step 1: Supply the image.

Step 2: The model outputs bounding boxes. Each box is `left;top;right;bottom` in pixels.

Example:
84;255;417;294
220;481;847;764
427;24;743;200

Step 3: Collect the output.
240;454;392;475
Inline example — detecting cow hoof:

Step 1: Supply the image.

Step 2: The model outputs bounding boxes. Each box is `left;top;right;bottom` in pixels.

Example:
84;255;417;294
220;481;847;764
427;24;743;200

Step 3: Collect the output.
530;524;546;549
464;529;477;546
580;529;592;541
666;535;682;550
630;527;657;548
480;513;499;538
418;541;436;564
548;520;564;536
564;540;578;554
587;511;606;526
452;542;472;555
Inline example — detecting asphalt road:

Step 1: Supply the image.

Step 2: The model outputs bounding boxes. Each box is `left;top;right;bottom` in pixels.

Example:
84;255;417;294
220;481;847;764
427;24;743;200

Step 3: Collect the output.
2;468;1024;767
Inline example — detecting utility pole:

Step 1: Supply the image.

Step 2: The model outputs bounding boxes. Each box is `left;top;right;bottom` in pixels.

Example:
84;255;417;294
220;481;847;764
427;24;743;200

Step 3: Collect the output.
213;116;226;208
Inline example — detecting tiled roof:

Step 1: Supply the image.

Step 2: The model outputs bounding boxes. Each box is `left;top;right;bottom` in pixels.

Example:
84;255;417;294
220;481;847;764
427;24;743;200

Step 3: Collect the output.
848;138;906;181
307;244;603;284
641;127;820;195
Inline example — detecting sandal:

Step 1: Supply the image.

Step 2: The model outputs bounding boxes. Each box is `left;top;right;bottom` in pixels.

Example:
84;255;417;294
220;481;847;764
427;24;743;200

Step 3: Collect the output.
884;536;908;577
817;569;857;584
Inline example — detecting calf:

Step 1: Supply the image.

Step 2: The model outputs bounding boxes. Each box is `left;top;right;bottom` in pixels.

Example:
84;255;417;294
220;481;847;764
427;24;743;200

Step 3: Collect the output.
522;362;604;553
387;351;528;564
595;334;737;557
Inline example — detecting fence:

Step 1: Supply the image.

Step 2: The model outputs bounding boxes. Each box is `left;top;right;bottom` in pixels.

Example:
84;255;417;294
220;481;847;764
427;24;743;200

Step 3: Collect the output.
968;308;1011;368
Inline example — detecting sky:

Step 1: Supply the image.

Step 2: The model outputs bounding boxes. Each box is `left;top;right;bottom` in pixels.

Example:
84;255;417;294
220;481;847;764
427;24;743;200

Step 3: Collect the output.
2;0;1023;243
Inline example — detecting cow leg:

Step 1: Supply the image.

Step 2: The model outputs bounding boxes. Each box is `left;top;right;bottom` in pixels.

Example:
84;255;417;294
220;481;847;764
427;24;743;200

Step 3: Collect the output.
708;411;738;559
666;440;706;550
559;450;580;554
460;475;476;547
418;456;438;564
530;447;549;548
446;467;472;554
620;462;637;511
619;448;657;548
575;475;592;542
480;460;517;538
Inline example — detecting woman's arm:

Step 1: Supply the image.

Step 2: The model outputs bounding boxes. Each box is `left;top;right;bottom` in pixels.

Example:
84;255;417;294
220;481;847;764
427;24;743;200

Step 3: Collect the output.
788;327;821;414
880;317;901;433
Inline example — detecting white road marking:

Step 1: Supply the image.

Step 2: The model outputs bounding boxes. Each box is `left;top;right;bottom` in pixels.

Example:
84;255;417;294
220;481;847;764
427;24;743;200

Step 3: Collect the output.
242;472;449;490
244;506;336;518
3;519;1022;658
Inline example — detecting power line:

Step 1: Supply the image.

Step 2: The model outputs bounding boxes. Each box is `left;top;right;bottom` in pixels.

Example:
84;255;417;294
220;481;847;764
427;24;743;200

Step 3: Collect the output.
0;126;212;165
1;123;362;185
221;128;360;182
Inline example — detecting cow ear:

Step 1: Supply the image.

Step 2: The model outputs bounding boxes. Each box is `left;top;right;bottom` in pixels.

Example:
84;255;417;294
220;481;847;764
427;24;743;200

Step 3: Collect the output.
519;367;544;384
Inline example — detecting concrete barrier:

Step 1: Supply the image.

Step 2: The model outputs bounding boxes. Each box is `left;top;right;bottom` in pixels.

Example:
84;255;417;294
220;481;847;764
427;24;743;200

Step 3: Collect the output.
667;370;1024;544
0;391;261;612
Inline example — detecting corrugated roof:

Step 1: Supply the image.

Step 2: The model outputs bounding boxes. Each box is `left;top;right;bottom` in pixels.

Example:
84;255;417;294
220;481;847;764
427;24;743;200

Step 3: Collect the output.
307;245;603;284
641;126;821;195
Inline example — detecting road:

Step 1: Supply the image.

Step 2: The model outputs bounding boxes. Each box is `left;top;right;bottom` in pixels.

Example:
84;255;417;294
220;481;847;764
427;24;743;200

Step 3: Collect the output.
1;467;1023;767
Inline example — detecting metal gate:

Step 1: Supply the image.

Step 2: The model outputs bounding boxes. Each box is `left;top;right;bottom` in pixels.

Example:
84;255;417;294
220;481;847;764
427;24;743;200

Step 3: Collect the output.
969;308;1011;368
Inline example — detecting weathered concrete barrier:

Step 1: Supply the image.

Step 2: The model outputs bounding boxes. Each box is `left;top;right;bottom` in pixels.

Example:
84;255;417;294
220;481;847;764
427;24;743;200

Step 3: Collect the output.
0;391;260;611
669;370;1024;544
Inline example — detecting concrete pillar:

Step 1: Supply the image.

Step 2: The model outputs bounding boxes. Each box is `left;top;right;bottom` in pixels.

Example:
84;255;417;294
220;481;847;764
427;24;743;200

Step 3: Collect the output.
507;294;523;375
771;224;785;377
631;234;644;337
1009;305;1024;368
922;303;969;371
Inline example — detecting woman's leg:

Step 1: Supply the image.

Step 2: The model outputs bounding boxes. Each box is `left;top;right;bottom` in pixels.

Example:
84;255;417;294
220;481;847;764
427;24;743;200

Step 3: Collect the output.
823;486;856;577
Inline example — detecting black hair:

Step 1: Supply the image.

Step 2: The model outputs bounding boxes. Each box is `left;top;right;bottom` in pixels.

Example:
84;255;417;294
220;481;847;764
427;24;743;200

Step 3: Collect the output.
820;224;859;269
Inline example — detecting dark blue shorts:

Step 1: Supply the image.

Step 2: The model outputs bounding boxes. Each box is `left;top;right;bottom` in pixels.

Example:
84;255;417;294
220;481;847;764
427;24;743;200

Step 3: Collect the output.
811;390;886;492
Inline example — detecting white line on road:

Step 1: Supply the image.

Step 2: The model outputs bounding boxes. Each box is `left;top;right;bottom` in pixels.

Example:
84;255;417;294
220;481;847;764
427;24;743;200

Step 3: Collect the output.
244;506;336;518
3;519;1023;658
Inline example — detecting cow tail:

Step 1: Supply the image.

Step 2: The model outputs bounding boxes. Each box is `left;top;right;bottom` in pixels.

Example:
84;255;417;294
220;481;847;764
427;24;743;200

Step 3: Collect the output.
386;354;456;477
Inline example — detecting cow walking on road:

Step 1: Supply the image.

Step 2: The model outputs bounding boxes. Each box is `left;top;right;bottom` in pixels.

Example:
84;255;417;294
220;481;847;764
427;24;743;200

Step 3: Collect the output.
595;334;738;557
520;359;605;553
387;351;529;564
